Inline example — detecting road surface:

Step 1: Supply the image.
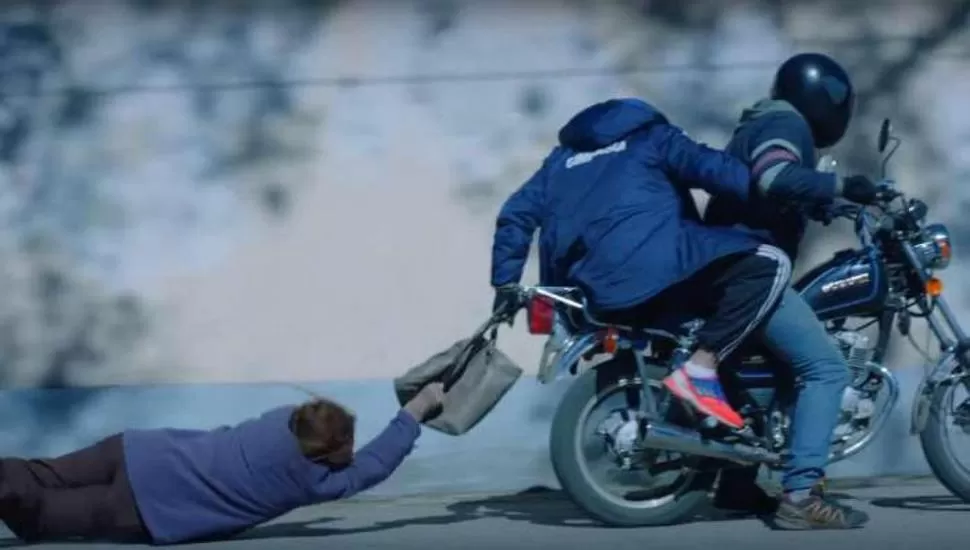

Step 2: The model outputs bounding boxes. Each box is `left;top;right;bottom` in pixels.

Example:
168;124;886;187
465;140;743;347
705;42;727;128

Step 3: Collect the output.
5;480;966;549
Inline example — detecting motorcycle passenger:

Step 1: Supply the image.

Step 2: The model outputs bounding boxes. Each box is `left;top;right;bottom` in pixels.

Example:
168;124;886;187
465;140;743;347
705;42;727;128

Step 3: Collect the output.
490;98;791;431
705;52;879;529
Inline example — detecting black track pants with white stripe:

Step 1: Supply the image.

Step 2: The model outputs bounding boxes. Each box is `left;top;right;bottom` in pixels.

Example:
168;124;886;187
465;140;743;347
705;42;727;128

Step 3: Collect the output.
602;245;792;362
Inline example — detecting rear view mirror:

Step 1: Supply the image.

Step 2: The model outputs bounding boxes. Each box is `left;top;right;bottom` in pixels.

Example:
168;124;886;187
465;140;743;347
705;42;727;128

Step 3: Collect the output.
877;118;892;153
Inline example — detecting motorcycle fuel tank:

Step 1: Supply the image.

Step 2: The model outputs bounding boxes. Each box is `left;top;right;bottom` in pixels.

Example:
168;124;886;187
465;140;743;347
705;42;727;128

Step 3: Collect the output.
794;248;888;321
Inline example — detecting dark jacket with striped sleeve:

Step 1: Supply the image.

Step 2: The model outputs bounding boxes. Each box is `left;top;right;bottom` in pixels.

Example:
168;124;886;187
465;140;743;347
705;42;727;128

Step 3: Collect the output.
705;99;845;261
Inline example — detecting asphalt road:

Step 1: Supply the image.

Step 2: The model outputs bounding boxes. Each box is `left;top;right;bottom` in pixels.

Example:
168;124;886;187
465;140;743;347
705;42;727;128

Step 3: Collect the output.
4;480;966;550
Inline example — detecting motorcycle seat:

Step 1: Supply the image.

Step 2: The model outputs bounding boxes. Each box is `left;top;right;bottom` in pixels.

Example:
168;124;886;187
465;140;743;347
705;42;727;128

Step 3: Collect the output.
552;287;705;339
582;307;706;338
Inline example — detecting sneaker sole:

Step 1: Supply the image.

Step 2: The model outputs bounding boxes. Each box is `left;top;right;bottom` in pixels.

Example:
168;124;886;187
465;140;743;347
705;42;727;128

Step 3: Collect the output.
772;511;867;531
663;374;743;429
772;518;864;531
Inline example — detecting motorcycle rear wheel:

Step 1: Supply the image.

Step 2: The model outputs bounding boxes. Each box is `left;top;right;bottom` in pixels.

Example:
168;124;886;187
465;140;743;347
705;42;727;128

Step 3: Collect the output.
549;355;715;526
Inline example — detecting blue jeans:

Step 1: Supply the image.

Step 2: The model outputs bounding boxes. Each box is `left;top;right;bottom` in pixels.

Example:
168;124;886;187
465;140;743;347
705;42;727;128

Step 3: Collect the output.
761;287;851;492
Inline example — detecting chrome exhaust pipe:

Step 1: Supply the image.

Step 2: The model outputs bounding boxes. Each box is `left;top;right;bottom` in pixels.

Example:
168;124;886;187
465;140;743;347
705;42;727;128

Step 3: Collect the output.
641;420;781;465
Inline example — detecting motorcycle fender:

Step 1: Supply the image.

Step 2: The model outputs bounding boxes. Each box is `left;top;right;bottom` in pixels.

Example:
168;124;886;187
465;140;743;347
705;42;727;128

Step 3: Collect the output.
910;383;933;435
910;377;955;434
538;331;602;384
910;357;961;434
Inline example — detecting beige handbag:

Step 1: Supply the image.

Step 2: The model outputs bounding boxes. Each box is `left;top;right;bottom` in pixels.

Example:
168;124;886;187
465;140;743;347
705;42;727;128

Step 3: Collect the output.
393;316;523;435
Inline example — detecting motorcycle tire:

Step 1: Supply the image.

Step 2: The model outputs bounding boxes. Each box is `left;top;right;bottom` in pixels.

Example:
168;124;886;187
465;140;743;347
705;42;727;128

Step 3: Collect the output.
919;381;970;502
549;355;715;526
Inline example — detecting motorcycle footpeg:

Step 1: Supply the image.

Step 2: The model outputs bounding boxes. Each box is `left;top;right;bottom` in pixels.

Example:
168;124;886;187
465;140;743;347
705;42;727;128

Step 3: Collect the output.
697;420;768;449
698;417;756;436
732;425;763;443
700;417;720;431
696;418;738;439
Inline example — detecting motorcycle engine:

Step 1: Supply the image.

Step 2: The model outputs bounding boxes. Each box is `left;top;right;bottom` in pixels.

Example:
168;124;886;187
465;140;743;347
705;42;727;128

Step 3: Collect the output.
829;330;879;438
766;328;884;451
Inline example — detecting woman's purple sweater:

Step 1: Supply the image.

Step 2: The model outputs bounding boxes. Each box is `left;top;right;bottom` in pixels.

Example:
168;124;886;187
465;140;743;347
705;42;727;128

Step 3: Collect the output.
122;407;420;544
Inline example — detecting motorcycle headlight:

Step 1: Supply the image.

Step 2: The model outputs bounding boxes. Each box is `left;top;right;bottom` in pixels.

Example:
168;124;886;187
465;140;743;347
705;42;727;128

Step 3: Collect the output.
913;223;952;270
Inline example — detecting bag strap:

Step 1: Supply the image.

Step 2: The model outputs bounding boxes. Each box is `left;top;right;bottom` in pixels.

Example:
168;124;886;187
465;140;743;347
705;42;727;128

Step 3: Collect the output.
468;314;501;344
443;313;502;390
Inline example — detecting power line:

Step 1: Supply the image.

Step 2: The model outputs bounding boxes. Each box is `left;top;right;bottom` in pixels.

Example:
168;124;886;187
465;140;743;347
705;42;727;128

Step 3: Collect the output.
0;25;959;98
14;48;964;98
0;2;965;97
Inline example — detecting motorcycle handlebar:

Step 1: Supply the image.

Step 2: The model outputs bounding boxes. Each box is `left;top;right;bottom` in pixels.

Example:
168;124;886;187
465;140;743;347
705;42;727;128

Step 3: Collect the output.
816;181;902;224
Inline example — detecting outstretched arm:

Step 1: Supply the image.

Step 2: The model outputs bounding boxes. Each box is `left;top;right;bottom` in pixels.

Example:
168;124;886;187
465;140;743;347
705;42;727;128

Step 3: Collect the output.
491;157;550;287
748;112;840;203
310;410;421;500
657;124;753;202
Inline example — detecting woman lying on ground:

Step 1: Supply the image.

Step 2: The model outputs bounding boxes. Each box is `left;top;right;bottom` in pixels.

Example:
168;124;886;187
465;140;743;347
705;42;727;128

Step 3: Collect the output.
0;382;445;545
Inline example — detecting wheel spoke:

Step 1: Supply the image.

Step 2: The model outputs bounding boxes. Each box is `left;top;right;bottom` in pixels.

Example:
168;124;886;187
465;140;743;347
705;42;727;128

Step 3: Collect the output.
577;377;699;509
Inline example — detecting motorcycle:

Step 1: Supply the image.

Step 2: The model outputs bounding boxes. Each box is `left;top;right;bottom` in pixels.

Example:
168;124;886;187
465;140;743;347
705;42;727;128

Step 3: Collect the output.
506;119;970;526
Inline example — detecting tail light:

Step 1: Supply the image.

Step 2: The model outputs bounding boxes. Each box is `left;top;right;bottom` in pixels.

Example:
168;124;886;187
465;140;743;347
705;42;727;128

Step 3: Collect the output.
527;295;556;334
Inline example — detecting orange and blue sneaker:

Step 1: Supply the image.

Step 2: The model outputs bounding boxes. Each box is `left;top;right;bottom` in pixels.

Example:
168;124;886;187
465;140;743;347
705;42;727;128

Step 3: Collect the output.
663;368;745;429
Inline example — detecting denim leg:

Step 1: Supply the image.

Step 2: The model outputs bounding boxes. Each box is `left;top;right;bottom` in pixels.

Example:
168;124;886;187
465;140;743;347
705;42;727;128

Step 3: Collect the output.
760;287;850;492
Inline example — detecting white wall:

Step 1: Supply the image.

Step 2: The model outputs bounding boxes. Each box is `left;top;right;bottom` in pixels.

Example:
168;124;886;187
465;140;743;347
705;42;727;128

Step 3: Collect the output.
0;0;965;387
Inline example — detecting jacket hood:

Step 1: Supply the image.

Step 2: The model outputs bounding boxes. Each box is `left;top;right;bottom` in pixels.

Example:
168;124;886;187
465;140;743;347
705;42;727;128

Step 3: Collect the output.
738;98;803;124
558;98;668;151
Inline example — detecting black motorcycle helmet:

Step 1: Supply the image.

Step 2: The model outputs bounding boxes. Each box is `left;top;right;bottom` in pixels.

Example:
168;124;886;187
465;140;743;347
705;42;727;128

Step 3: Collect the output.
770;53;855;149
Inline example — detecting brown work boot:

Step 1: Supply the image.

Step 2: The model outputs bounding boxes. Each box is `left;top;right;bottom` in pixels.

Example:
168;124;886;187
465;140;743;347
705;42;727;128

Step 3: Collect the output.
771;483;869;530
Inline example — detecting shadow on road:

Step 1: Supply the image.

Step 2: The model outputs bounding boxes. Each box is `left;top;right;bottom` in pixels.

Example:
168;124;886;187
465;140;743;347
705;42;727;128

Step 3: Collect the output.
443;486;774;528
869;495;970;512
236;503;479;540
237;486;761;541
0;487;865;544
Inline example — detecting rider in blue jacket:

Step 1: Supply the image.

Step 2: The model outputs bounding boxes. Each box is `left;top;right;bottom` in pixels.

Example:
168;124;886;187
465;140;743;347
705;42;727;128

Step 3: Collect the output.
706;53;879;530
491;98;791;430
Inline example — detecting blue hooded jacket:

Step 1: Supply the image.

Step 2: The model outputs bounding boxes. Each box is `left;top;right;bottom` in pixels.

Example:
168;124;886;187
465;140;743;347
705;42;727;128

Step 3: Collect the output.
123;408;420;544
491;98;767;311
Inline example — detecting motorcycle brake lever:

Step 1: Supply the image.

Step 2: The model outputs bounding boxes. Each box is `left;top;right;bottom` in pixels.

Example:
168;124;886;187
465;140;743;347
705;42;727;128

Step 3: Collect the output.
877;181;902;199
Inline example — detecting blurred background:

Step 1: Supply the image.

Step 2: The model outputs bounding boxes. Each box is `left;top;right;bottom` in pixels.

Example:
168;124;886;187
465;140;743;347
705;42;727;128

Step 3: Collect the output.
0;0;967;395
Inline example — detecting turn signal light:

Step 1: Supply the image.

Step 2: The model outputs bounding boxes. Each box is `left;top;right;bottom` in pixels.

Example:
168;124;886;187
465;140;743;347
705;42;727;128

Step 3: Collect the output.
602;327;619;354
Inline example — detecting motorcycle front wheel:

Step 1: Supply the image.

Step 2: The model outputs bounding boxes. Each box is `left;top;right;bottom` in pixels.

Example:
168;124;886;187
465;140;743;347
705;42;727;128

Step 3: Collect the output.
919;377;970;501
549;355;715;526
